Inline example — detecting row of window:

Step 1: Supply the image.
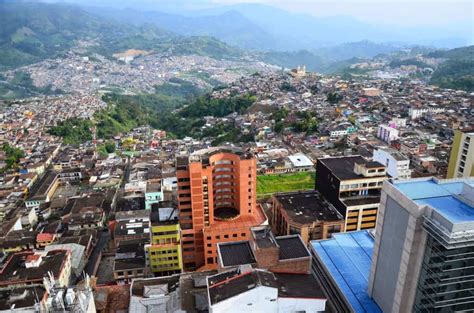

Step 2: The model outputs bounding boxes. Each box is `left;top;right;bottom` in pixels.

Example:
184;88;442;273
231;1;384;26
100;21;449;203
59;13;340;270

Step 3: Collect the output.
206;233;246;241
149;249;178;255
152;263;180;269
116;269;143;276
152;230;178;236
150;256;179;262
152;238;178;245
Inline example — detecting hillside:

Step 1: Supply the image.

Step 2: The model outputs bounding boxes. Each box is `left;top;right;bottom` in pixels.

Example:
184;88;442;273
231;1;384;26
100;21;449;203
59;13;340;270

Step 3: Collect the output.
0;2;120;70
0;2;242;71
83;7;281;51
428;46;474;92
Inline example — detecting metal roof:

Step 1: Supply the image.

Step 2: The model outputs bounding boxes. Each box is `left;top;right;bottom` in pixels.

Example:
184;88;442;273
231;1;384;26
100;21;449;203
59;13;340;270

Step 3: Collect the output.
311;231;382;313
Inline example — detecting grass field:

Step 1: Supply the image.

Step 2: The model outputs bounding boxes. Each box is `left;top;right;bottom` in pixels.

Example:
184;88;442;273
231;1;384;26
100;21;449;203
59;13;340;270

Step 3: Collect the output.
256;172;316;199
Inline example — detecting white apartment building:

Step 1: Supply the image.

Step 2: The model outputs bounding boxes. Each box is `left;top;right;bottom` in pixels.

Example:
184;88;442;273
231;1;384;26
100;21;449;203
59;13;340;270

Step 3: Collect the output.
373;148;411;179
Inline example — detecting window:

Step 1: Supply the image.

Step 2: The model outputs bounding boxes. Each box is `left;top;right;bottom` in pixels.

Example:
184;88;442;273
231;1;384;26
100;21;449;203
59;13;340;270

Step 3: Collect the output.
224;234;229;239
215;160;233;165
233;234;238;238
216;235;220;240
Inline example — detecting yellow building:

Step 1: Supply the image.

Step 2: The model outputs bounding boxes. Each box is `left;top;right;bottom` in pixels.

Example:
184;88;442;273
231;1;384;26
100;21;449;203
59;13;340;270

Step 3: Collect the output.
447;129;474;178
146;207;182;276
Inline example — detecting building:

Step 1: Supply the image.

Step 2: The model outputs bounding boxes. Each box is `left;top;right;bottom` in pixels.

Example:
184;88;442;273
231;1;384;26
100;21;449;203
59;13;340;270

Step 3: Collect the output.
362;87;381;97
0;280;94;313
58;167;82;182
62;194;106;230
289;65;306;78
145;182;162;210
377;124;399;143
408;106;445;119
113;238;148;284
0;249;72;288
217;226;312;274
0;286;46;312
0;229;36;253
44;243;86;278
373;147;411;179
128;272;212;312
207;267;326;313
310;230;382;313
447;129;474;178
368;177;474;312
145;204;182;276
176;147;266;271
25;171;59;209
315;156;387;232
286;153;314;172
271;191;344;242
114;220;150;246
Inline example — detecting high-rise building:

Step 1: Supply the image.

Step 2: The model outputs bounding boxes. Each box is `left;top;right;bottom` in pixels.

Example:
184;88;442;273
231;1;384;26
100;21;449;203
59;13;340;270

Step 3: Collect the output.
368;177;474;312
176;147;266;271
315;156;387;232
447;128;474;178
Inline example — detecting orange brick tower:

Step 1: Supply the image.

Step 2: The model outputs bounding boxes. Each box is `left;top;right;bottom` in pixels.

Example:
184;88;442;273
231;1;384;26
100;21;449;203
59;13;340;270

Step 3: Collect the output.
176;147;266;271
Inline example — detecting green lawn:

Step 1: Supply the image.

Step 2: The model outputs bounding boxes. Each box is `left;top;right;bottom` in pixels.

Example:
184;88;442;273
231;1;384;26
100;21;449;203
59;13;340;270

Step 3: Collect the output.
257;172;316;198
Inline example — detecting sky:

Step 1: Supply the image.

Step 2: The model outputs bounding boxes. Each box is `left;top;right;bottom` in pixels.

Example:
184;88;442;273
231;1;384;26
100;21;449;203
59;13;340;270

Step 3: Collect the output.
207;0;473;27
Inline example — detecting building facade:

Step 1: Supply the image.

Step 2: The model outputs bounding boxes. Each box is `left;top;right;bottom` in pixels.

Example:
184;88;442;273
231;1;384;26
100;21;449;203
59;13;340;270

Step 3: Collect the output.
176;147;265;271
447;129;474;178
377;124;399;143
271;191;344;243
373;147;411;179
368;177;474;312
145;206;182;276
315;156;387;232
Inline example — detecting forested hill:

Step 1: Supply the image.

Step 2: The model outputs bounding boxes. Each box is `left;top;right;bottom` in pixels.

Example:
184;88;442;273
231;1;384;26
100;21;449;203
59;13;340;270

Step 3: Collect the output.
428;46;474;92
0;2;242;71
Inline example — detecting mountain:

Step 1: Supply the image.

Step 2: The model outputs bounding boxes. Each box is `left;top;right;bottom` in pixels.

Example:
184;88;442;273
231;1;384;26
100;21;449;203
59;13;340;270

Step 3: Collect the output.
0;2;243;71
313;41;403;62
81;7;283;51
184;3;471;49
260;50;325;72
428;46;474;92
0;2;117;69
259;41;402;73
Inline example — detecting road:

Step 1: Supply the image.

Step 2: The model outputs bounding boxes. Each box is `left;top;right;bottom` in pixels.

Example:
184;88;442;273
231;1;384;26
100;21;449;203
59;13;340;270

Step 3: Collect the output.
85;230;110;276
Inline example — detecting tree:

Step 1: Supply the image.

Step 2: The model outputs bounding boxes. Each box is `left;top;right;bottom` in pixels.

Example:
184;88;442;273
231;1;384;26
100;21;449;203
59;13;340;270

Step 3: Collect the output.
327;92;343;104
104;141;116;153
2;143;24;170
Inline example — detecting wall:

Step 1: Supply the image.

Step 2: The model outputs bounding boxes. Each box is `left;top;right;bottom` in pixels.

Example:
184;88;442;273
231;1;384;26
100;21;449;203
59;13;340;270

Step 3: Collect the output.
370;195;409;312
373;149;409;179
269;257;311;274
210;286;278;313
147;223;182;274
278;297;326;313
